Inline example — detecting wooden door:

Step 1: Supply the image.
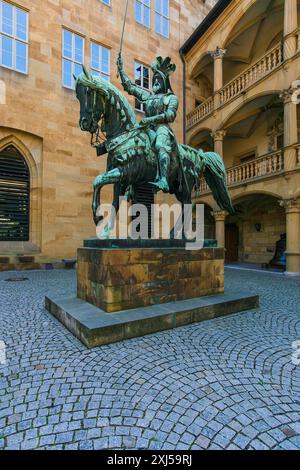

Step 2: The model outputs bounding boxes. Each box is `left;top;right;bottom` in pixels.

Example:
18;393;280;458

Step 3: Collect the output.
225;224;239;262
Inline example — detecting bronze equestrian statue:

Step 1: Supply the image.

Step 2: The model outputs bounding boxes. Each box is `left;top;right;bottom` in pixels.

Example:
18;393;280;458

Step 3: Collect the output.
75;55;234;236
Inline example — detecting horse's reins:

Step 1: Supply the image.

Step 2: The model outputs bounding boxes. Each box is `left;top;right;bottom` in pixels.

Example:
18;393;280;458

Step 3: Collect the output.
90;88;105;148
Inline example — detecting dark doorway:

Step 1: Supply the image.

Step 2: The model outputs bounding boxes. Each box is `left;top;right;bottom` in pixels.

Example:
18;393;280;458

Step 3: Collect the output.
225;224;239;261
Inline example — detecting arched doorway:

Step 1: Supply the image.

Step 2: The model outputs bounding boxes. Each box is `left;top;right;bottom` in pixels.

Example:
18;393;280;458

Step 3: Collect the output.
226;193;285;266
0;146;30;241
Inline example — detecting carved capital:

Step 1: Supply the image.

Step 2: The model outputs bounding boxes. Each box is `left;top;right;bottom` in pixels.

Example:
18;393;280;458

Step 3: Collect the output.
211;130;226;141
213;210;228;222
210;47;227;60
279;84;300;104
279;198;300;213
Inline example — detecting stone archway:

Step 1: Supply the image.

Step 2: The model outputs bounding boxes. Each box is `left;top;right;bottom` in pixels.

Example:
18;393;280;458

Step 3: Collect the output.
227;193;286;266
0;146;30;242
0;131;42;252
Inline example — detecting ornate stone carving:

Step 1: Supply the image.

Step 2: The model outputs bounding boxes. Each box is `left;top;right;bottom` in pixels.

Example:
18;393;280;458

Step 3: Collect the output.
279;198;300;212
211;130;226;141
213;210;228;222
280;87;297;104
210;47;227;60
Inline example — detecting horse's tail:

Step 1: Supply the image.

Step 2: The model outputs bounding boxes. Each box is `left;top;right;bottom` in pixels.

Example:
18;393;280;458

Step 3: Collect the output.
200;150;235;214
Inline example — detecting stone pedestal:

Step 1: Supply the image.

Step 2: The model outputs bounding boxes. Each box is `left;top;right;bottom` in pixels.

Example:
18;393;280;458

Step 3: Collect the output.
77;239;224;313
45;239;260;348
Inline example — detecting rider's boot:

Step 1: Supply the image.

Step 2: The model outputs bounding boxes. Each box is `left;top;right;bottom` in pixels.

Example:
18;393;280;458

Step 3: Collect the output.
151;150;170;193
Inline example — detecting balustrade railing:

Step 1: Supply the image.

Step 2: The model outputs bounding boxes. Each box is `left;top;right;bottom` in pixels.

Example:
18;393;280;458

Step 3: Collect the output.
195;150;284;197
219;43;283;106
187;42;284;129
187;96;213;129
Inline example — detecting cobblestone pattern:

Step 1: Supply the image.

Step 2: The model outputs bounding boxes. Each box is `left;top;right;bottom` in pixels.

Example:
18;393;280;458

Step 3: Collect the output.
0;268;300;450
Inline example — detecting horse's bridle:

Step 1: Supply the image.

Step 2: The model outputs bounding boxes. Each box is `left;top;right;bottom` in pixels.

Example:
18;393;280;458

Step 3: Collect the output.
88;88;105;148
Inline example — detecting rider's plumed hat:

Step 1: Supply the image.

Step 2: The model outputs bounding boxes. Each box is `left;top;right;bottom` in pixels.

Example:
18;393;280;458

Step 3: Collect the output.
151;56;176;93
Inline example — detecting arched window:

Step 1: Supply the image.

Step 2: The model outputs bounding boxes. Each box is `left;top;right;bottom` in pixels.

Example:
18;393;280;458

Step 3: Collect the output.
0;146;30;241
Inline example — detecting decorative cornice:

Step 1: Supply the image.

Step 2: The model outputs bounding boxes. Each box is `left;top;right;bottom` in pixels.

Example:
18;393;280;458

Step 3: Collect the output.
180;0;233;55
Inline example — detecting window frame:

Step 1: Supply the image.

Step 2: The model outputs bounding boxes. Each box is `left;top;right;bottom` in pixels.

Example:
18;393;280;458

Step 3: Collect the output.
0;0;29;74
90;41;110;81
155;0;170;39
62;28;85;90
134;61;150;113
135;0;151;29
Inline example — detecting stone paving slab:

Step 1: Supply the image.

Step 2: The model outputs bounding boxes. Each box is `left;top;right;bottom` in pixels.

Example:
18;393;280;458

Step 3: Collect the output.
45;291;259;348
0;268;300;450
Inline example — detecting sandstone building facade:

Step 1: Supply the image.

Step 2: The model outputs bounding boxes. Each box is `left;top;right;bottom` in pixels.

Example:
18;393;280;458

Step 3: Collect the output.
182;0;300;275
0;0;216;270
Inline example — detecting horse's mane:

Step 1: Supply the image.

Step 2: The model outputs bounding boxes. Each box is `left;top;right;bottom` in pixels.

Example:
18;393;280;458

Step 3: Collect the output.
77;72;137;130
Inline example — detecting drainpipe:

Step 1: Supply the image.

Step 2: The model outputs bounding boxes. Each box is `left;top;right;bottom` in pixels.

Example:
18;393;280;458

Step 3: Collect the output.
180;51;187;145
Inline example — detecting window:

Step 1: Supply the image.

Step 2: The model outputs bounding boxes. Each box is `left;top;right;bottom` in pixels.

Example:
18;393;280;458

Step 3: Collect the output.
276;134;284;150
155;0;169;38
238;151;256;164
0;1;28;74
134;62;150;112
0;146;30;241
135;0;150;28
91;42;110;81
62;29;84;89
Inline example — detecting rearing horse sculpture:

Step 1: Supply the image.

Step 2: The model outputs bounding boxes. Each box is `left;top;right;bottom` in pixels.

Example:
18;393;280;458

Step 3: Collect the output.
75;67;234;235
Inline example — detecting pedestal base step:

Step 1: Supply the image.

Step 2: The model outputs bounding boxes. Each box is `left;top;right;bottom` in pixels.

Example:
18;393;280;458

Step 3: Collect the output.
45;291;259;348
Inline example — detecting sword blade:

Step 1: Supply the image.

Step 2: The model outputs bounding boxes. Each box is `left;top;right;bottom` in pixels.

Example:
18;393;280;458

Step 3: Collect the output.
119;0;129;55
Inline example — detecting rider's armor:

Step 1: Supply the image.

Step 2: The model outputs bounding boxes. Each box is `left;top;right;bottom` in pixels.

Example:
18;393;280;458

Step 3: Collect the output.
118;56;178;192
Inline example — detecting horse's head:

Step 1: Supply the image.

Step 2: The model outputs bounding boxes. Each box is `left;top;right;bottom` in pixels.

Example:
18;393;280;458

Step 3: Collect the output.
75;67;107;134
75;65;137;140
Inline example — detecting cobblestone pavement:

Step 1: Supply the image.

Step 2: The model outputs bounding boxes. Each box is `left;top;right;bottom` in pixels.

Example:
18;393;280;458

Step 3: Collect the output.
0;268;300;450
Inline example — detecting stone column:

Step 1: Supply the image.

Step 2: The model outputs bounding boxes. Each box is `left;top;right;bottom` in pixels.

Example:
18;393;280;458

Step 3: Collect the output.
211;130;226;157
213;210;227;247
280;87;298;170
211;47;226;108
280;198;300;275
284;0;298;59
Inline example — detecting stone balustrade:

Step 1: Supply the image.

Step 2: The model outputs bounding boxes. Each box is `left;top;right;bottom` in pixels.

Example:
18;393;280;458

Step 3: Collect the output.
187;43;284;129
219;43;283;106
187;96;213;129
227;150;284;185
195;149;285;197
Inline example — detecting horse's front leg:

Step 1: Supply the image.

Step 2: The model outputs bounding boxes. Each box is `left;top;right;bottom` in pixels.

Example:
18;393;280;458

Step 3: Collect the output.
92;168;123;225
98;182;126;239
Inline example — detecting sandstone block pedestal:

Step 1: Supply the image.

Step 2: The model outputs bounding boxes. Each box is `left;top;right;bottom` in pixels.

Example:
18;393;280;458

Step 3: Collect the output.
77;239;224;313
45;239;259;348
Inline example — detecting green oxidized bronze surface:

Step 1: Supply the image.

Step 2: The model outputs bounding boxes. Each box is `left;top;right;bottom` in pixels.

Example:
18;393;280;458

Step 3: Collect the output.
75;54;234;234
